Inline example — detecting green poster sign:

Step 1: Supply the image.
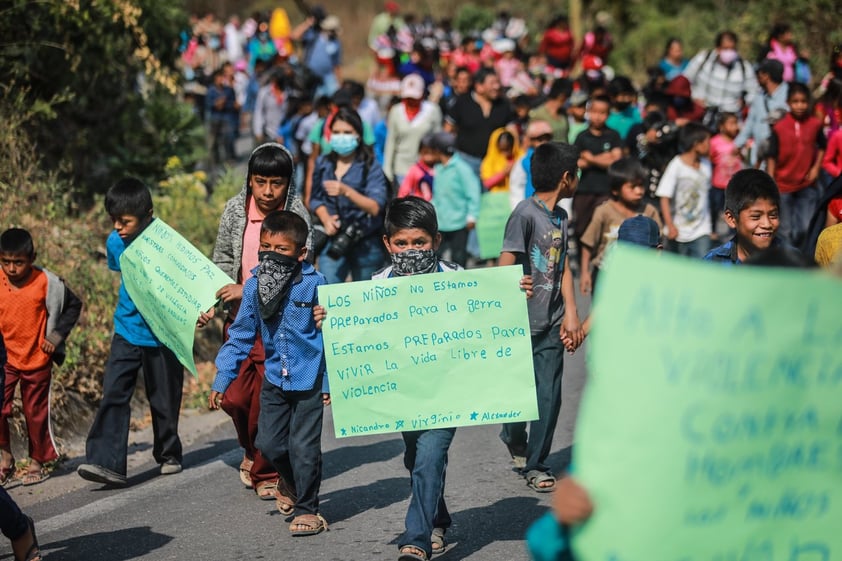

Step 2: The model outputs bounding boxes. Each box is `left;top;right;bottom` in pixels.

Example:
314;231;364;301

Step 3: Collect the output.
476;192;512;260
120;219;233;376
319;266;538;438
572;246;842;561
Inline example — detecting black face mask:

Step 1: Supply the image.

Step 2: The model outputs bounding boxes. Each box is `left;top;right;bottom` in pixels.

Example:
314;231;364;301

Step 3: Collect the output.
615;101;632;111
673;96;690;109
256;251;301;320
389;249;439;276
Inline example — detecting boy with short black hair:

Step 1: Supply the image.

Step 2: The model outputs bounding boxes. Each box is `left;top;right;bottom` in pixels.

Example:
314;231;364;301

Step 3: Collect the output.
0;228;82;486
78;179;185;487
704;169;784;264
211;210;329;537
499;142;583;492
573;95;624;249
656;122;713;258
579;158;662;294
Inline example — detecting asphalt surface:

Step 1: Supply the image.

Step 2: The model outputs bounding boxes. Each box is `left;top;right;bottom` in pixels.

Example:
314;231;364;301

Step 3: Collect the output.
1;331;587;561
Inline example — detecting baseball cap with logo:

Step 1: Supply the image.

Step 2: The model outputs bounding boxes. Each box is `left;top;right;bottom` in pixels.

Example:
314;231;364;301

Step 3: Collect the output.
400;74;426;99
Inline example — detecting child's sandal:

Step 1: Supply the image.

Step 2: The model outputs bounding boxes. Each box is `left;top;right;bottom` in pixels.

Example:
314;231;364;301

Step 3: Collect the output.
21;467;49;487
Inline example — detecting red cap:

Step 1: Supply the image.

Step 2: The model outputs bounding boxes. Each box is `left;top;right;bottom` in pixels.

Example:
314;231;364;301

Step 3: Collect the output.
385;1;400;14
581;54;604;71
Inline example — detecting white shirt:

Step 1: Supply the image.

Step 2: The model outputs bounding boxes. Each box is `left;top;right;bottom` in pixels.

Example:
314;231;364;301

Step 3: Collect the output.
655;156;712;243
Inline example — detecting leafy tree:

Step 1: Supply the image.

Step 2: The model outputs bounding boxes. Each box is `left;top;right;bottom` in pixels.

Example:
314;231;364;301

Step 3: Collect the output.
0;0;204;195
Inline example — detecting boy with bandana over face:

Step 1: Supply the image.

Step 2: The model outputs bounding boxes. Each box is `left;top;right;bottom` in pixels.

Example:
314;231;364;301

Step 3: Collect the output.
211;211;329;537
203;143;312;501
314;197;533;560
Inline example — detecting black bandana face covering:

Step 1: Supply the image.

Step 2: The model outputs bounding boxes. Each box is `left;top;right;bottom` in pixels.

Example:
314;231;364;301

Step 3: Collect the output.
390;249;438;276
257;251;301;320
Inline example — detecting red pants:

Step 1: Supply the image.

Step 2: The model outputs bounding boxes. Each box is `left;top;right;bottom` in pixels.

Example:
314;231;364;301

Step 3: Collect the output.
0;363;58;464
222;320;278;486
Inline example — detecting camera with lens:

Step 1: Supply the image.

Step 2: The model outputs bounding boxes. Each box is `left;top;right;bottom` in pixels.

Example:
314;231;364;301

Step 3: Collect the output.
327;222;365;259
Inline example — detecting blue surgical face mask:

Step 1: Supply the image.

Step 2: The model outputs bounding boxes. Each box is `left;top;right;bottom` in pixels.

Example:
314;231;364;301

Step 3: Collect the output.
330;133;359;156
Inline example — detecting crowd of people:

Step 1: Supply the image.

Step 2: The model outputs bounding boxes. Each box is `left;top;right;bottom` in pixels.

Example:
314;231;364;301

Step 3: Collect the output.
2;5;842;561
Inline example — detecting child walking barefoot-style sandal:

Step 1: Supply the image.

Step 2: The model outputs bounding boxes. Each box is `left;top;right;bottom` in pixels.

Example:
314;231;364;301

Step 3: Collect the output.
398;545;428;561
525;470;556;493
21;464;49;487
274;479;297;515
289;513;327;536
254;480;277;500
431;527;447;555
239;456;253;488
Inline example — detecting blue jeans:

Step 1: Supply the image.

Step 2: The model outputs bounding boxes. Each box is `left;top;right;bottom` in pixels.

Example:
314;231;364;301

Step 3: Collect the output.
779;184;820;247
667;235;711;258
255;379;324;516
500;326;565;474
318;235;386;284
400;427;456;558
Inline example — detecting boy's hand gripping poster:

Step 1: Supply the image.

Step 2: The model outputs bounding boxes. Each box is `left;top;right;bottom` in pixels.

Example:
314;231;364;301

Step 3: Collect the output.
319;265;539;437
572;246;842;561
120;219;232;376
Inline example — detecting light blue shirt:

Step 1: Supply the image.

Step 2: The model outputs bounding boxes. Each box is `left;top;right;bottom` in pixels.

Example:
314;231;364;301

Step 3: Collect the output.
734;82;789;166
431;153;482;232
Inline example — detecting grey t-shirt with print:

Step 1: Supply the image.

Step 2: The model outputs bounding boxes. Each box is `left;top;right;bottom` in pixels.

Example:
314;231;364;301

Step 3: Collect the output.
501;198;568;335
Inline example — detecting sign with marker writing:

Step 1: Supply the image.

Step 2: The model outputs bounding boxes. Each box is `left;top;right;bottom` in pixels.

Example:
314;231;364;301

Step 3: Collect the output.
572;246;842;561
120;219;233;376
319;265;538;438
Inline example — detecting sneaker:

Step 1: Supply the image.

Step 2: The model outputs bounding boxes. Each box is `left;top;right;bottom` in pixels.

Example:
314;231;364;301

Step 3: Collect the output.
160;459;182;475
77;463;127;486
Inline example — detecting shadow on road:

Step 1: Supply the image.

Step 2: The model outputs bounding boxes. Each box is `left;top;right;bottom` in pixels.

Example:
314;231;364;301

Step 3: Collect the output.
546;444;573;475
320;476;410;523
442;496;547;559
31;526;172;561
322;438;404;481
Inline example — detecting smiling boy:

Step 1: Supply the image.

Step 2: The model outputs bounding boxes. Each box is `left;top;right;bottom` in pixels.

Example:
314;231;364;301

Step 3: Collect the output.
704;169;785;264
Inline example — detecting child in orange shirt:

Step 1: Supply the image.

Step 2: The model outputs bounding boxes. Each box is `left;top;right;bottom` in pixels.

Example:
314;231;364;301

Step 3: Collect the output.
0;228;82;486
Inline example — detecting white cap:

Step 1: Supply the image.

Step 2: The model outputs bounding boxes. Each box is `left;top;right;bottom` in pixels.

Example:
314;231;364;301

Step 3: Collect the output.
400;74;425;99
492;38;516;54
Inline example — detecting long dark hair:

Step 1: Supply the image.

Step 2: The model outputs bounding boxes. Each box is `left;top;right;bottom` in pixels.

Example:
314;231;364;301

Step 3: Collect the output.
327;107;374;168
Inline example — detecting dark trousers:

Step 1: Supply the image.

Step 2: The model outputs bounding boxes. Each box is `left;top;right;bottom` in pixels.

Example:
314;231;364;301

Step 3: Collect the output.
85;334;184;475
0;363;58;464
400;427;455;559
438;228;469;267
0;487;27;541
255;379;324;516
221;320;278;486
500;326;564;473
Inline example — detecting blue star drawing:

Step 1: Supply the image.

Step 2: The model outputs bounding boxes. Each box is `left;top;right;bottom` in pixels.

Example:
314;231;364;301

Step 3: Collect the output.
470;411;478;421
395;420;404;430
340;428;347;436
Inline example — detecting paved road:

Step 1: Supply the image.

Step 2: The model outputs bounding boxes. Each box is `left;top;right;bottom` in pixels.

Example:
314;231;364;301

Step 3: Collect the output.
2;332;587;561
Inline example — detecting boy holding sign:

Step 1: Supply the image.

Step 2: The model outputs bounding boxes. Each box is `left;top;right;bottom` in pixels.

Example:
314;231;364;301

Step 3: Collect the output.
314;197;534;560
78;179;185;486
498;142;583;492
210;211;329;537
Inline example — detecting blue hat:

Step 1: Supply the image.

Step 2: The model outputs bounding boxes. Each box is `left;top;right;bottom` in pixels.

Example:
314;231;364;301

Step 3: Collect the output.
618;215;661;248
